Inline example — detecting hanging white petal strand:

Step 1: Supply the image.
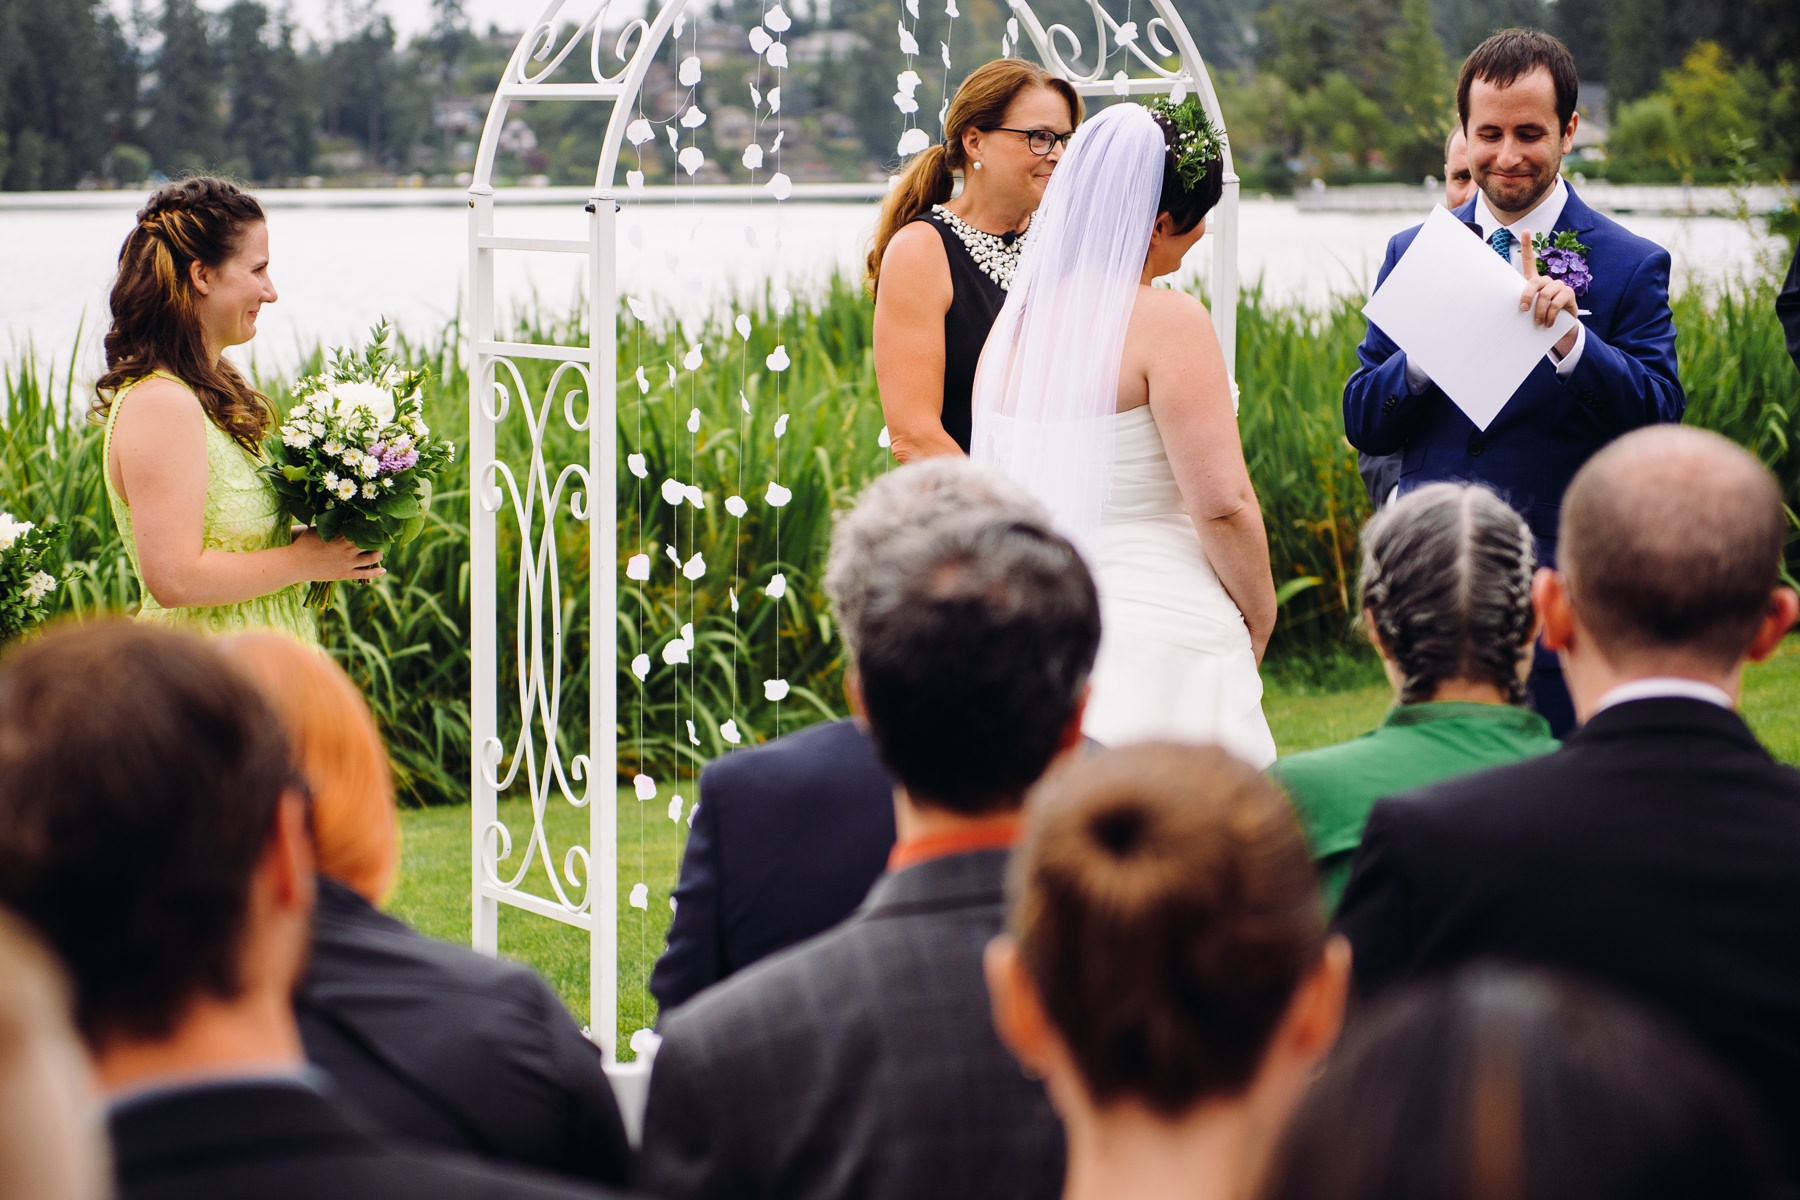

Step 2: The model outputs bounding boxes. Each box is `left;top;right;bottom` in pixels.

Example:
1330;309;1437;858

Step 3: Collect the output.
627;169;645;192
897;20;919;55
685;720;700;746
941;41;951;67
729;587;740;613
684;485;705;509
720;719;742;745
1000;34;1010;56
662;638;689;665
661;478;687;505
1170;81;1189;103
735;313;752;340
629;883;649;909
665;544;681;566
678;55;702;86
768;87;782;114
630;1028;662;1056
765;172;792;200
773;284;792;312
763;678;790;701
773;413;790;438
627;452;647;478
678;145;705;176
668;794;685;821
945;0;959;14
626;553;650;580
765;572;787;599
687;407;701;433
688;803;698;828
672;10;686;36
739;390;752;414
771;129;785;153
682;622;696;648
680;105;708;129
1115;20;1138;44
725;495;748;518
1112;69;1130;95
878;425;892;448
631;652;651;680
894;91;919;114
767;42;788;69
764;4;791;31
683;344;704;370
765;481;793;507
626;295;648;322
742;143;764;170
750;82;763;108
1006;16;1019;41
667;362;677;388
635;366;649;393
765;345;791;371
665;124;680;152
906;0;919;17
669;896;678;912
626;118;654;145
897;127;931;156
748;25;772;53
634;773;657;800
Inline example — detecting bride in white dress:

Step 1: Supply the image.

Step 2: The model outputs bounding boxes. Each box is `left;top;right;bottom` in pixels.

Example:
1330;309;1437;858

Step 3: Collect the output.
970;100;1277;765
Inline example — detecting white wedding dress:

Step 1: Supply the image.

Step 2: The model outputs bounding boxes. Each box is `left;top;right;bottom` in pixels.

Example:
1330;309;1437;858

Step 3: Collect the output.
1079;405;1276;766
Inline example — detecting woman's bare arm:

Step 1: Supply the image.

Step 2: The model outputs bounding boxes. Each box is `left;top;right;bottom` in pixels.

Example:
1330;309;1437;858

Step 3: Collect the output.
110;378;383;608
873;223;964;461
1133;289;1277;661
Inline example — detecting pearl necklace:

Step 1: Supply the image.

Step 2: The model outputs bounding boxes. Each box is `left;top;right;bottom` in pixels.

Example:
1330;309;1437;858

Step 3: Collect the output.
931;204;1030;290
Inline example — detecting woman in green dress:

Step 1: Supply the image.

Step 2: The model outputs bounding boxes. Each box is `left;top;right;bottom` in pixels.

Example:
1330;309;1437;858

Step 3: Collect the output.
1269;483;1561;911
94;178;382;642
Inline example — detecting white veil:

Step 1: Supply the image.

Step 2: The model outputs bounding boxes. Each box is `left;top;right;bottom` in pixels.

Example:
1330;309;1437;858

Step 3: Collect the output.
969;102;1168;550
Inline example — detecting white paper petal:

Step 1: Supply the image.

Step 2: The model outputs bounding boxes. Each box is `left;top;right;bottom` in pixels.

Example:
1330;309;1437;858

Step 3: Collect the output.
907;0;920;16
665;124;680;152
666;545;681;566
631;653;651;680
898;69;922;93
662;638;689;665
725;494;748;518
765;481;792;507
629;882;649;909
740;390;752;414
748;25;772;53
765;345;790;371
897;127;931;157
742;143;763;170
685;485;705;508
720;719;741;744
773;413;789;437
768;86;781;114
680;105;708;129
626;118;654;145
878;425;892;448
894;91;919;114
945;0;959;15
687;407;701;433
668;793;685;820
678;145;704;176
685;719;699;745
673;11;685;36
729;586;739;613
765;172;792;200
771;131;785;155
750;83;763;108
774;284;791;312
735;314;753;340
766;572;787;599
1115;20;1138;44
763;678;790;701
661;478;686;505
681;622;695;648
897;20;919;55
683;552;706;580
764;3;791;31
683;344;703;370
1007;16;1019;40
630;1027;662;1055
941;41;951;67
667;363;677;387
627;452;647;478
688;803;698;827
1170;81;1189;104
767;42;788;68
627;169;645;192
635;366;649;394
678;55;702;85
626;553;650;580
634;773;657;800
1112;69;1130;95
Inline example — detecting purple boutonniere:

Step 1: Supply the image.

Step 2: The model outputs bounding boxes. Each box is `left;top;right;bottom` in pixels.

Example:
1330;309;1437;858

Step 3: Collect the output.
1535;231;1593;299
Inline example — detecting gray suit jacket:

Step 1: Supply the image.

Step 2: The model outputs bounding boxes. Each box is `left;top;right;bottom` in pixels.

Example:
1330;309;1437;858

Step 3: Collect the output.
635;848;1064;1200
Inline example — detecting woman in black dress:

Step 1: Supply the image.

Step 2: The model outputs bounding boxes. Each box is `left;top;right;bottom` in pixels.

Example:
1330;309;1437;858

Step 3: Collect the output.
866;59;1081;460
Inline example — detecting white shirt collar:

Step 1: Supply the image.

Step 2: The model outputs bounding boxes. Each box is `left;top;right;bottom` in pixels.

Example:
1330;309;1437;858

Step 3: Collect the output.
1473;176;1568;239
1591;676;1733;716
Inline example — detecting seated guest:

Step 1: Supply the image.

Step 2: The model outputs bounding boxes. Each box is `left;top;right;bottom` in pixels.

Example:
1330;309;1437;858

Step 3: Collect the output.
1269;483;1558;910
1338;426;1800;1182
652;459;1045;1013
222;634;630;1186
0;910;108;1200
0;622;625;1200
985;744;1350;1200
637;486;1101;1200
1260;967;1780;1200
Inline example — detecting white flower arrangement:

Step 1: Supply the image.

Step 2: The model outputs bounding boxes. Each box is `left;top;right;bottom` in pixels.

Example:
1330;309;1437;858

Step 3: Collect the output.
0;507;79;646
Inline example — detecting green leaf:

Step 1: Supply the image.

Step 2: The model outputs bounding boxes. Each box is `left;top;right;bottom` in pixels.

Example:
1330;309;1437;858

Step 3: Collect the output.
1275;576;1324;607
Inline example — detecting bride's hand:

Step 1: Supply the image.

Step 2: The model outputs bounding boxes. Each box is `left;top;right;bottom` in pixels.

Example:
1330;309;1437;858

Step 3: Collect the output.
290;529;386;582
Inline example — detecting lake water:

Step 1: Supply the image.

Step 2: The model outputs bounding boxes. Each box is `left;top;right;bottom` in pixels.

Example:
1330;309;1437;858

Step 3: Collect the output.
1;192;1781;379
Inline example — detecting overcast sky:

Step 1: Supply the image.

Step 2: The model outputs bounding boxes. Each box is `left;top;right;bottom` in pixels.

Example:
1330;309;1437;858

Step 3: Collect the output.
112;0;551;45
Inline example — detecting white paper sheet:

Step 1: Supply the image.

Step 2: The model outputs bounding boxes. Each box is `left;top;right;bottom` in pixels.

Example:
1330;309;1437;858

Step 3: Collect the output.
1362;205;1578;431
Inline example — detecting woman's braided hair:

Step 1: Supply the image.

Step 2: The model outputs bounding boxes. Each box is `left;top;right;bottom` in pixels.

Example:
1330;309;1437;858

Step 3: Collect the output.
94;177;275;454
1359;482;1538;706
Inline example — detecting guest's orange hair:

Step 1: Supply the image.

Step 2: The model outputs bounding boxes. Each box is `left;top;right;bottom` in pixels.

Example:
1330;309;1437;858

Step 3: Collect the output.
221;633;400;904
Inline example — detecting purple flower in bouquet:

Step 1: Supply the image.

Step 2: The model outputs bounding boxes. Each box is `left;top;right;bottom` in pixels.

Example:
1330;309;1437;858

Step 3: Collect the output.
1539;247;1592;298
372;442;421;474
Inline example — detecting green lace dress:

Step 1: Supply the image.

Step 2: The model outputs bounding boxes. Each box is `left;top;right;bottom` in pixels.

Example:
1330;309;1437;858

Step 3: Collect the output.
103;371;317;644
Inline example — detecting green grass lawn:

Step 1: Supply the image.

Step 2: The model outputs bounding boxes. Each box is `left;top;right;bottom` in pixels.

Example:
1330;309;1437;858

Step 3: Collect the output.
388;637;1800;1059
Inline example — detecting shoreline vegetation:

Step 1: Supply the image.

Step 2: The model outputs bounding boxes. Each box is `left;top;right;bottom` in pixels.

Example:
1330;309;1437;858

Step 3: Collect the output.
1;270;1795;814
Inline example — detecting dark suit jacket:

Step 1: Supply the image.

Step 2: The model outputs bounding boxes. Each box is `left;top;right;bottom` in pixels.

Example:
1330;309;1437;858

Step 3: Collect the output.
110;1077;624;1199
1343;187;1684;569
650;717;896;1014
637;848;1065;1200
1337;698;1800;1181
297;877;630;1186
1779;239;1800;377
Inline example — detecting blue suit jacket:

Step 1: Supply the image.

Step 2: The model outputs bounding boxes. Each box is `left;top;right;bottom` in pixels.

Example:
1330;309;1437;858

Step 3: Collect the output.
1343;186;1684;568
649;718;896;1016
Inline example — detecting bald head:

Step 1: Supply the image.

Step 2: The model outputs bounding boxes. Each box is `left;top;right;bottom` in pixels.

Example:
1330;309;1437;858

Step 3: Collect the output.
1561;426;1787;670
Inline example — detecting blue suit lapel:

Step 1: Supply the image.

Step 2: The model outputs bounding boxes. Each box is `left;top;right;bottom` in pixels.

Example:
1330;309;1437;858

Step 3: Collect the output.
1553;183;1598;238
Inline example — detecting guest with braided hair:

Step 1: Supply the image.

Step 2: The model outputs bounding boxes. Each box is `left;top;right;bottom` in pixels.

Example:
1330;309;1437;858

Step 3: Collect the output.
94;177;382;641
1268;482;1558;910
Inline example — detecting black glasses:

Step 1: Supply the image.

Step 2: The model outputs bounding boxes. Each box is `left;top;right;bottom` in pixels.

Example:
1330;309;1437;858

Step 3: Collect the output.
986;127;1075;156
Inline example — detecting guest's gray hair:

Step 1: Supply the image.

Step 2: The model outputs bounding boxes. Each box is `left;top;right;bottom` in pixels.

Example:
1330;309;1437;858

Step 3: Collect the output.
824;457;1049;659
1359;483;1537;706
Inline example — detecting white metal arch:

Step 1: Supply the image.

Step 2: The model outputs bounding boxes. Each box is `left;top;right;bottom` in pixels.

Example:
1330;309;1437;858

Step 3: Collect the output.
466;0;1240;1061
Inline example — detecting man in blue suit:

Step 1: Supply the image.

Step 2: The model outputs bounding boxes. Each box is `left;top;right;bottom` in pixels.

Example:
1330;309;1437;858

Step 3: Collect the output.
1344;28;1683;735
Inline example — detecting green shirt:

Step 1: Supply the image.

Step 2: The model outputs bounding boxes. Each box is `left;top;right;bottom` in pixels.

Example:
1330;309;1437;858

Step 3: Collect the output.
1268;702;1561;912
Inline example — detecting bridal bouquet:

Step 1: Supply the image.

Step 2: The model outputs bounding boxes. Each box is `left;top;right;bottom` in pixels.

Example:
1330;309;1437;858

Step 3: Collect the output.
263;323;455;607
0;509;78;645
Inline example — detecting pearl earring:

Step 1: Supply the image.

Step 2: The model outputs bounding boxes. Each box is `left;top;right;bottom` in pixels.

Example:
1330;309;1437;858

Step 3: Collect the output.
973;160;983;171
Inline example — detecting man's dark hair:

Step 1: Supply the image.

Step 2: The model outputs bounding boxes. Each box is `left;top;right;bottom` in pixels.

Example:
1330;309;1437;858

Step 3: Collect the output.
0;621;297;1048
1259;967;1780;1200
1457;28;1579;134
1561;427;1786;670
852;515;1100;814
1443;123;1462;161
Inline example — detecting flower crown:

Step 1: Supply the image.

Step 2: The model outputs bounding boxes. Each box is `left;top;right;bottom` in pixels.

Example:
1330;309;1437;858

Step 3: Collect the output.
1148;96;1225;191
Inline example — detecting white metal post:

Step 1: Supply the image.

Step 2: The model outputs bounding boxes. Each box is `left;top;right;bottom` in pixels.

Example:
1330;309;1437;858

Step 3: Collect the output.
469;186;500;958
589;190;620;1057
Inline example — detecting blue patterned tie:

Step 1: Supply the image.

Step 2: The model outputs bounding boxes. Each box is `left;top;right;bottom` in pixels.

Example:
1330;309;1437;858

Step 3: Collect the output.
1489;227;1514;262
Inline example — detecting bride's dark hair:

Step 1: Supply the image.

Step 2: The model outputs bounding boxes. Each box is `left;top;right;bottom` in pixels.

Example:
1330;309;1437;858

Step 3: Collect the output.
1150;110;1225;235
